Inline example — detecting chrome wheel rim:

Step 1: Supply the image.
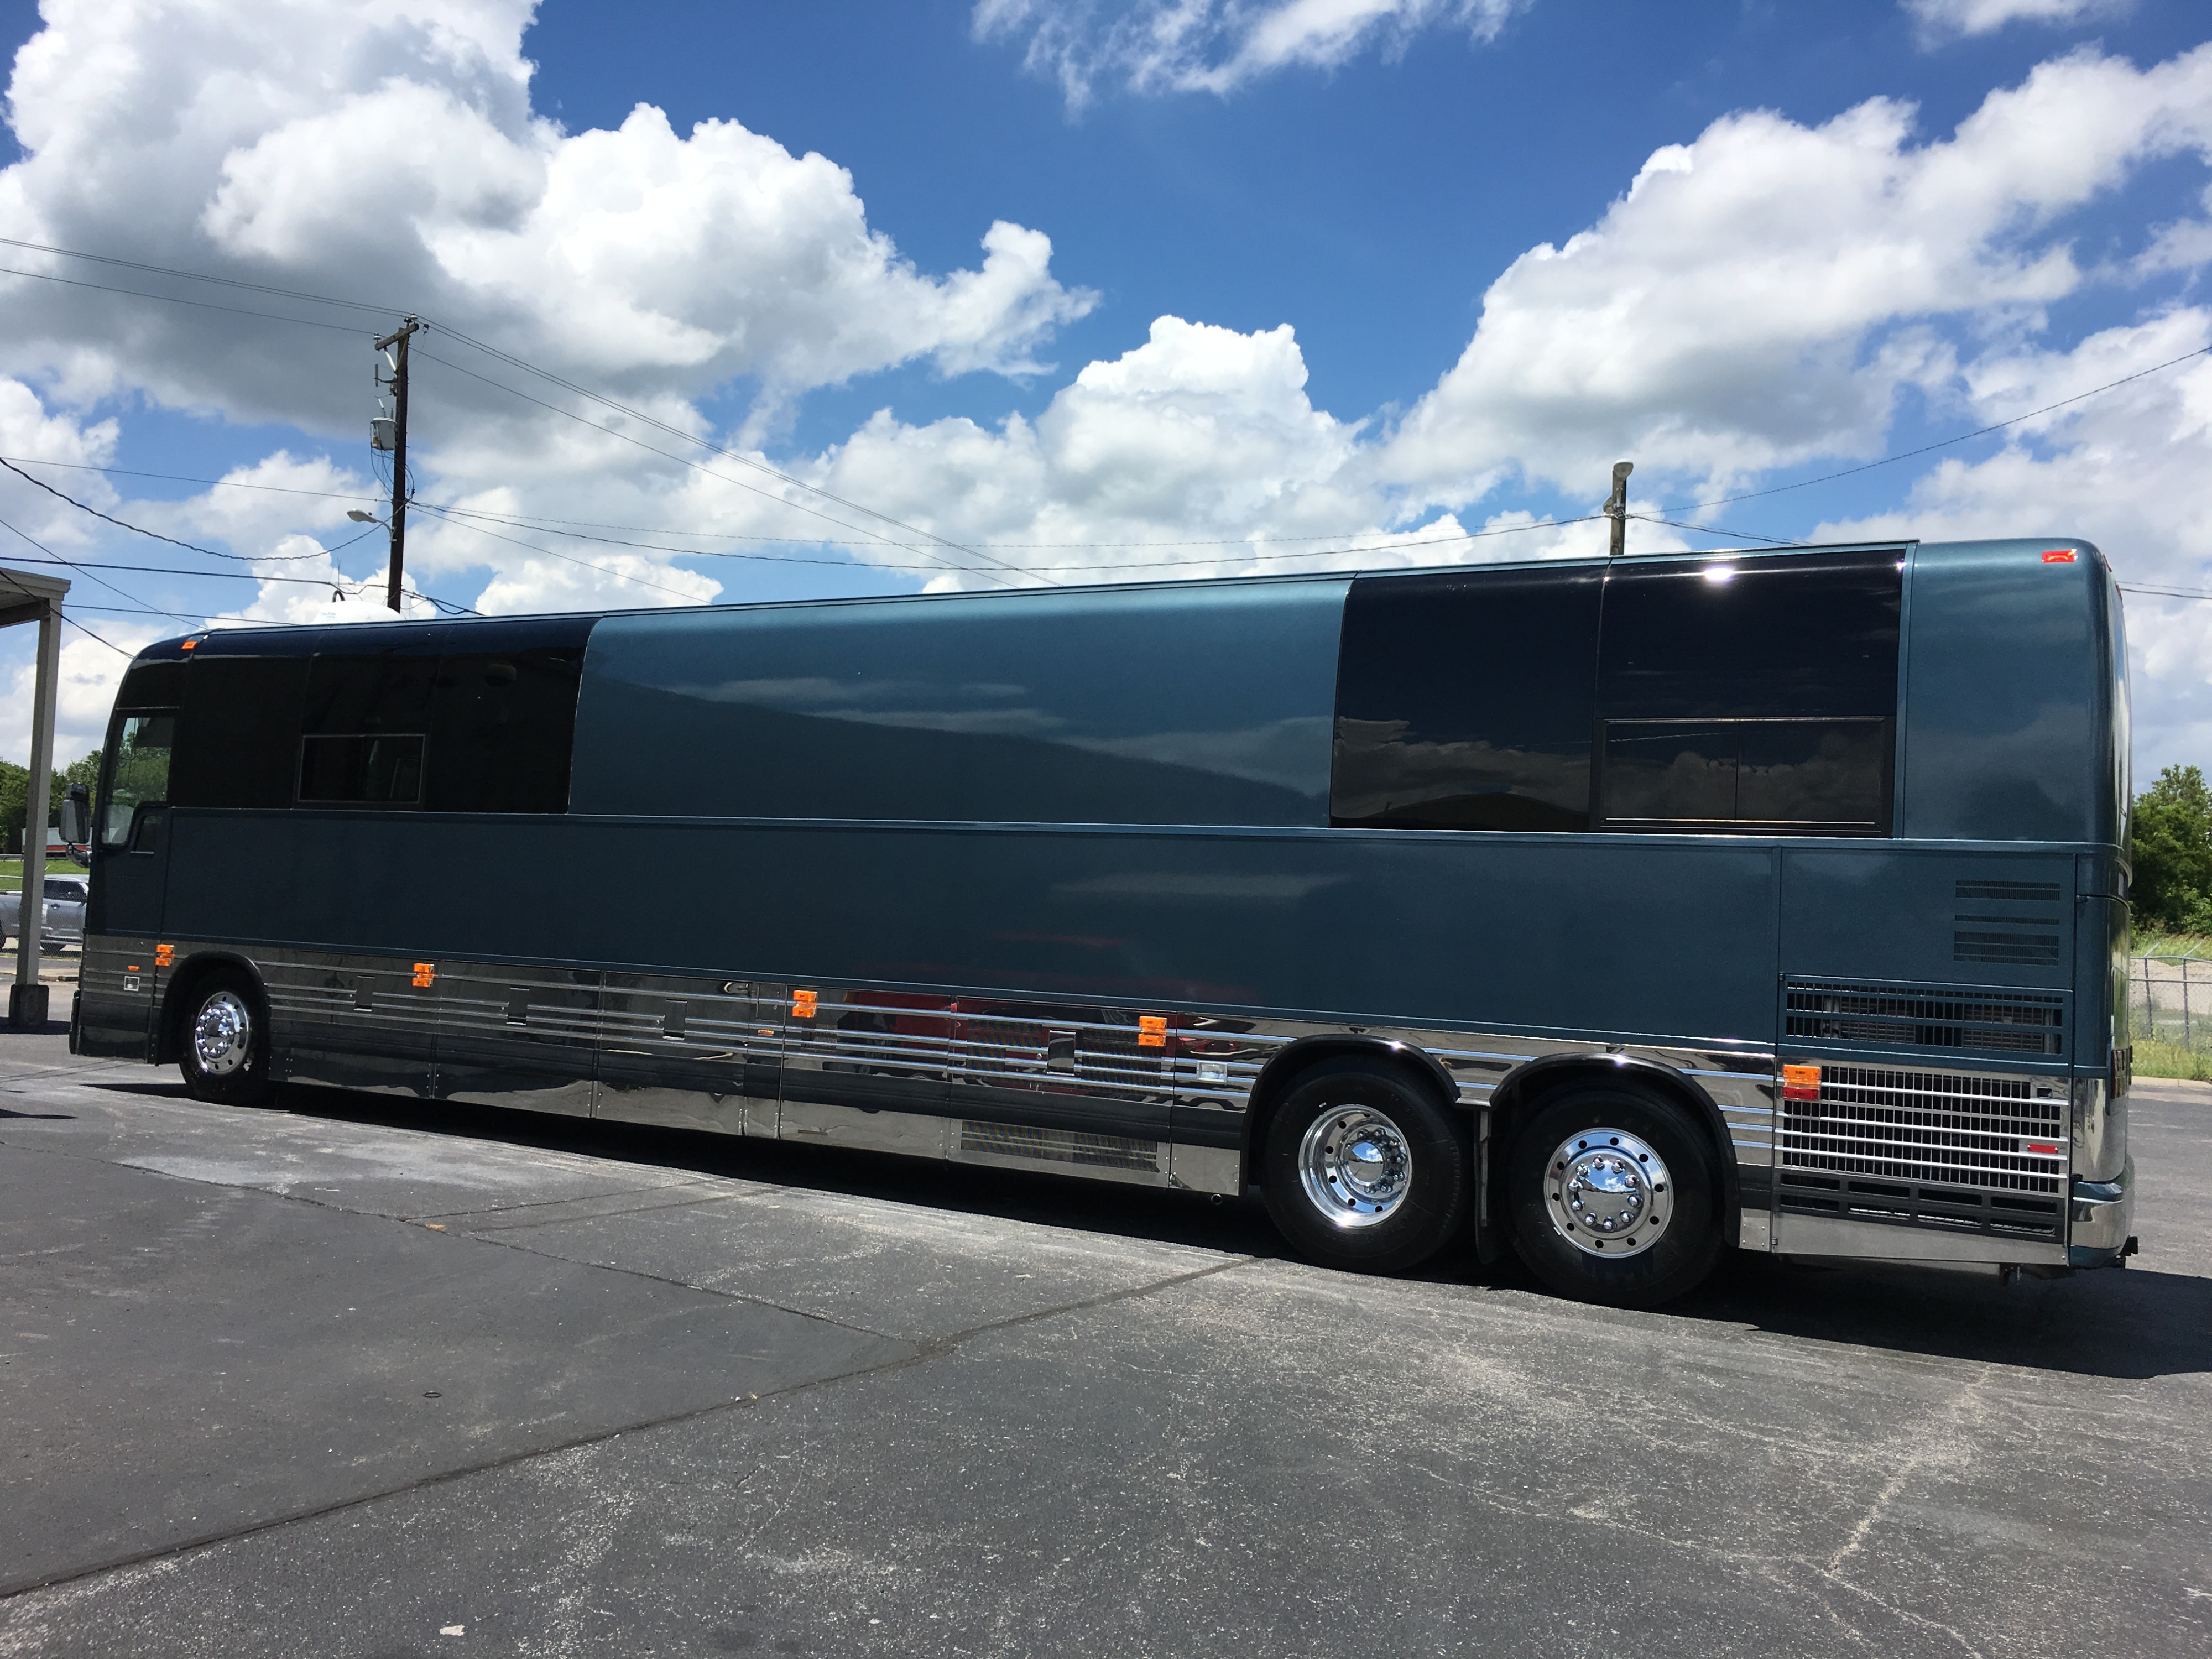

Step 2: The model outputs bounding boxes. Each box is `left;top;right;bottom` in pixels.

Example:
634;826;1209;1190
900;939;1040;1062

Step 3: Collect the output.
192;990;252;1078
1297;1104;1412;1228
1544;1128;1671;1258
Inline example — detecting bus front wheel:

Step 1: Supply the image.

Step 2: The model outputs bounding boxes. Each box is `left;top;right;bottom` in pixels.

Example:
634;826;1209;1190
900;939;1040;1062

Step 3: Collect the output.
1261;1060;1471;1274
1506;1086;1721;1308
179;975;273;1107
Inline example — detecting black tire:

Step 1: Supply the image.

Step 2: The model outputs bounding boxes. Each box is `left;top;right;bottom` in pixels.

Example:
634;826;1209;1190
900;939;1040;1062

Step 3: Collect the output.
1507;1084;1723;1308
1261;1060;1472;1274
178;973;274;1107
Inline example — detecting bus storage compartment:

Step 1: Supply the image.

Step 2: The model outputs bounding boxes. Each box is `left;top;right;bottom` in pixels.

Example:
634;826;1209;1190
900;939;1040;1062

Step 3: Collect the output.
777;987;956;1157
431;961;599;1117
263;947;437;1097
1771;1059;2069;1265
946;1000;1176;1188
71;934;162;1058
595;972;781;1136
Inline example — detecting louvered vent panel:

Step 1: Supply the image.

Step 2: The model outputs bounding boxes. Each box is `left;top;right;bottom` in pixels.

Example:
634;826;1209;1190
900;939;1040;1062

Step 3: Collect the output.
1954;878;2063;966
1783;979;2064;1056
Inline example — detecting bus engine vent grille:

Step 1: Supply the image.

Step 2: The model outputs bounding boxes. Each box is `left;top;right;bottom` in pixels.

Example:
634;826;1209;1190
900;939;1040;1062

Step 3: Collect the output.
1778;1064;2067;1243
1953;878;2063;965
958;1120;1162;1173
1783;978;2065;1056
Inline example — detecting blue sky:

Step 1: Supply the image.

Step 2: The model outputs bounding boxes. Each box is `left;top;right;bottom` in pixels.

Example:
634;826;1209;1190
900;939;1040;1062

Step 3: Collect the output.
1;0;2209;775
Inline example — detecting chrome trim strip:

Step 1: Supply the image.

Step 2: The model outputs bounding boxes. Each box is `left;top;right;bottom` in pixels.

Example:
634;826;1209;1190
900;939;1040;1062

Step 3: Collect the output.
148;937;1786;1218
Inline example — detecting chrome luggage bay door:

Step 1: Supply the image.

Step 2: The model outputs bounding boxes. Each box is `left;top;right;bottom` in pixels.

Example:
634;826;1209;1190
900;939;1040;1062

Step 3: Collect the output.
596;972;783;1136
432;961;598;1117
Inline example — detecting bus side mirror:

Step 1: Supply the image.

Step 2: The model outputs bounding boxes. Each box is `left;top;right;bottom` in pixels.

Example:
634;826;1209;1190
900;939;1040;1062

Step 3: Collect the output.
58;785;88;849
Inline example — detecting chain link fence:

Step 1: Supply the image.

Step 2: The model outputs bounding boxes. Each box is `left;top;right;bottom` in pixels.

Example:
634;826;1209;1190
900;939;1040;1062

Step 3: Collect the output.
2131;954;2211;1056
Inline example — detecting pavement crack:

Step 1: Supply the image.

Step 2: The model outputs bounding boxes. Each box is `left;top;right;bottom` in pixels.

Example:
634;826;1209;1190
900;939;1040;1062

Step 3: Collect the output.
1825;1361;1995;1577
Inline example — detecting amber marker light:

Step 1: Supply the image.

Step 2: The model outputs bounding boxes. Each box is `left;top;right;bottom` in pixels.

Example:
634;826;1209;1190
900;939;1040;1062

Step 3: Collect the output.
1781;1063;1822;1101
1138;1015;1168;1048
792;989;818;1018
411;962;436;987
154;943;173;966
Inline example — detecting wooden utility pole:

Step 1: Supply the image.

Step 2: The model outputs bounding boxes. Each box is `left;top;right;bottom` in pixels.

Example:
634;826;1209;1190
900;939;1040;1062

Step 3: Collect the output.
1606;461;1633;559
374;318;422;612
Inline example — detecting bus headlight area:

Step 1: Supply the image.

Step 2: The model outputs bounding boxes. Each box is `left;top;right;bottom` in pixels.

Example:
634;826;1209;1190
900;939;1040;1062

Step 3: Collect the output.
64;534;2141;1308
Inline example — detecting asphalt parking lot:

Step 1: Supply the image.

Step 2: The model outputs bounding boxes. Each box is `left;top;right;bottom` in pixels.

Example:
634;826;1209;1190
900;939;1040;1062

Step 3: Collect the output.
2;1029;2208;1659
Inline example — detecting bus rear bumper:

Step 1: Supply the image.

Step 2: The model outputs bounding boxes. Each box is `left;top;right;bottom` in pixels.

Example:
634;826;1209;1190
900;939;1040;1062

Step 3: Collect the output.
2068;1158;2136;1269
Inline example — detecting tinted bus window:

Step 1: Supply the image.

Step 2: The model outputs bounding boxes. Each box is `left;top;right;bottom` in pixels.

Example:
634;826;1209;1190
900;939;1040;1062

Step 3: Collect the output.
298;733;425;805
1596;549;1901;834
1601;717;1890;832
424;648;585;813
302;649;436;735
1331;565;1601;832
170;655;309;810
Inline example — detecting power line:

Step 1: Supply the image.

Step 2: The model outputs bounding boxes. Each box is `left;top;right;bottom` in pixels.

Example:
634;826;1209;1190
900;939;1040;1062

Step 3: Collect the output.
1631;513;1797;546
0;556;134;656
0;547;474;619
0;235;1025;585
0;450;1520;556
0;450;1532;572
0;234;393;317
1663;342;2212;515
0;512;204;629
413;348;1025;589
2120;583;2212;602
0;457;326;561
418;337;1048;588
0;262;375;337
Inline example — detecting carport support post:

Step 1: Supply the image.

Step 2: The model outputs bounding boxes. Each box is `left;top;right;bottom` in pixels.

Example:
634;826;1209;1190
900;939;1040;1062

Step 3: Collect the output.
5;566;66;1028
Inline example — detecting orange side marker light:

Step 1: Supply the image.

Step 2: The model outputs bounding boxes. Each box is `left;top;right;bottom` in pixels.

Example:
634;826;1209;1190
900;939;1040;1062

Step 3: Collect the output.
792;989;818;1019
1781;1063;1822;1101
1138;1015;1168;1049
154;943;174;967
411;962;436;987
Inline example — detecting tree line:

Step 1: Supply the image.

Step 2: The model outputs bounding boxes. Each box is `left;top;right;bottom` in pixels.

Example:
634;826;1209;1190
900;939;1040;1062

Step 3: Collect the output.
0;749;100;857
2134;765;2212;937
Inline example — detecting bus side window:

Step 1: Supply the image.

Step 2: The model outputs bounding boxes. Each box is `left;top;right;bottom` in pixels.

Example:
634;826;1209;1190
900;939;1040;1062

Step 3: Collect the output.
424;648;585;813
1331;566;1601;832
1594;550;1902;835
297;650;436;807
170;654;310;810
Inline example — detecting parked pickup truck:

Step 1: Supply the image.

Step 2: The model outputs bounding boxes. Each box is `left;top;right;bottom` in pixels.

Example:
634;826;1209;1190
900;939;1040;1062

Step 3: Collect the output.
0;872;89;951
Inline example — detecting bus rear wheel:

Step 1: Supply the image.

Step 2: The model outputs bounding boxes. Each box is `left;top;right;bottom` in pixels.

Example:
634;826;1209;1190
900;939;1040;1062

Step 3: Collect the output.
179;975;273;1107
1262;1060;1471;1274
1506;1085;1721;1308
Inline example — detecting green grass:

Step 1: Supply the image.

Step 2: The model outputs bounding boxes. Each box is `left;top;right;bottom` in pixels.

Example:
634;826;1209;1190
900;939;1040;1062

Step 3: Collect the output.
0;854;91;894
2134;931;2212;958
2136;1037;2212;1083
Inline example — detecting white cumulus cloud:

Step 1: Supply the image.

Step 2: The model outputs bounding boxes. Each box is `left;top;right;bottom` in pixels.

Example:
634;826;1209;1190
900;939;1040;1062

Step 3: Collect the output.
1381;45;2212;507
